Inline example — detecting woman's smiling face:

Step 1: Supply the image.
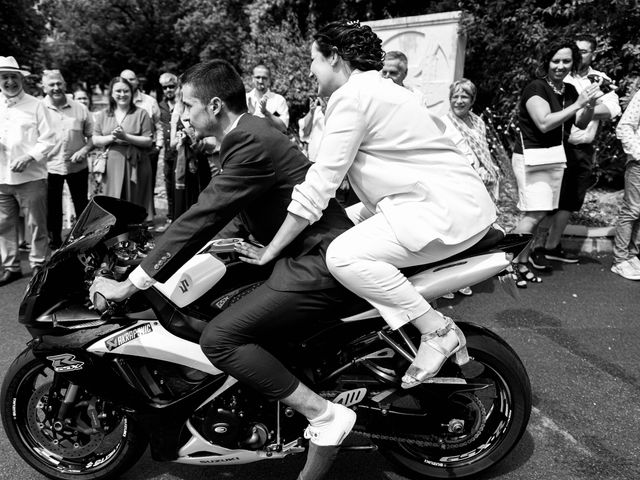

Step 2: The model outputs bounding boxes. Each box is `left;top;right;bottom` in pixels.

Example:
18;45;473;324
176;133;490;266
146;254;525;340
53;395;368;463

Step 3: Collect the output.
111;81;132;107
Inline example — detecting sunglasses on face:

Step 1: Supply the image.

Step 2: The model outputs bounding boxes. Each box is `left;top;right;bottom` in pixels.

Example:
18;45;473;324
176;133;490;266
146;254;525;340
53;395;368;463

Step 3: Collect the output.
162;84;177;90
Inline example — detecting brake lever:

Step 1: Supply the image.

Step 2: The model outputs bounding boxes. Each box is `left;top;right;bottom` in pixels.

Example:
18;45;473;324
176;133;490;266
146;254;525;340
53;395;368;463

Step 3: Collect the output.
92;292;117;320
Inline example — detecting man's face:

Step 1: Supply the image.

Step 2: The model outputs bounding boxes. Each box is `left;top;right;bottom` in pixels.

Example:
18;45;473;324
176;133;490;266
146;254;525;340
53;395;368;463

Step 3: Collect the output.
181;83;216;139
381;59;407;86
252;67;270;93
576;40;595;71
160;79;177;101
43;76;67;103
0;72;24;98
120;70;139;92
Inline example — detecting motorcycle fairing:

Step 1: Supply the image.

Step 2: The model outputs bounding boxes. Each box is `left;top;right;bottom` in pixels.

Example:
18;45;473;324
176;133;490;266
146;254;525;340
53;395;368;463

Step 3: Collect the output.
86;320;223;376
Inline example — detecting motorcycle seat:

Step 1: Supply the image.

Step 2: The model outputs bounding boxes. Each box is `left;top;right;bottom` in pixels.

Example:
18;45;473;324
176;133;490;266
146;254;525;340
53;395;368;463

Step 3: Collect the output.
399;225;505;277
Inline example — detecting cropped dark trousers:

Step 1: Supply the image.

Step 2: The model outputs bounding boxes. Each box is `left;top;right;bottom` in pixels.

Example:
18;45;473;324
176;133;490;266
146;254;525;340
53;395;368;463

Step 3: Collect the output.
200;283;350;401
47;169;89;246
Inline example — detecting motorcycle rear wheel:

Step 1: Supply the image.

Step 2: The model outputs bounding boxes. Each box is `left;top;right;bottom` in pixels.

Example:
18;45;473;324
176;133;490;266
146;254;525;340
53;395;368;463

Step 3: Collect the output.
1;348;148;480
377;328;532;479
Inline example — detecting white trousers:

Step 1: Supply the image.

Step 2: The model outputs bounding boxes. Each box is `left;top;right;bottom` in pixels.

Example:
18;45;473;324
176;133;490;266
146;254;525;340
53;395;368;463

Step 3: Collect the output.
326;203;488;330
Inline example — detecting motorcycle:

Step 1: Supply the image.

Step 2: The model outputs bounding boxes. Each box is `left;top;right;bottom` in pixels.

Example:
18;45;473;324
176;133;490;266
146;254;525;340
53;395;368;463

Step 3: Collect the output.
1;196;532;480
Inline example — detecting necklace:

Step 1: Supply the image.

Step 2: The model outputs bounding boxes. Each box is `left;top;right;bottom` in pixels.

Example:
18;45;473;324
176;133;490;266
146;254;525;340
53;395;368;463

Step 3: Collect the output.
545;76;565;96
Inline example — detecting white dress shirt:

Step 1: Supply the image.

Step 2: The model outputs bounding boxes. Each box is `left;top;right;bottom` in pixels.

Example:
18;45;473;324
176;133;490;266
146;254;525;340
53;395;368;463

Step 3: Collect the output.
289;70;496;252
246;89;290;128
0;91;56;185
565;67;621;145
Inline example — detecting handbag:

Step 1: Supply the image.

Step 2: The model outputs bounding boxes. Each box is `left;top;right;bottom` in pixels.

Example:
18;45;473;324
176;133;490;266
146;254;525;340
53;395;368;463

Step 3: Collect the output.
90;147;108;174
520;96;567;167
521;142;567;167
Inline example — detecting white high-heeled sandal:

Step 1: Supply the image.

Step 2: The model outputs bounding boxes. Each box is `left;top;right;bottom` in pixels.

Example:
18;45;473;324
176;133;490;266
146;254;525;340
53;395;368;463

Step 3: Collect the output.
401;316;469;389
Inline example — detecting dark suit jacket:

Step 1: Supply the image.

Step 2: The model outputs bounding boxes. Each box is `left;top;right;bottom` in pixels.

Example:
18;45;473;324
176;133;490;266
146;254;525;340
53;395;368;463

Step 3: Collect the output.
140;114;354;291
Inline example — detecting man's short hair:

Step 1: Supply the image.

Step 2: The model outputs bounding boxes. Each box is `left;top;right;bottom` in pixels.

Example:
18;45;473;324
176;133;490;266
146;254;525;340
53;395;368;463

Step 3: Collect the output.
575;34;597;52
159;72;178;85
252;64;271;78
42;69;65;83
180;60;248;114
385;51;408;73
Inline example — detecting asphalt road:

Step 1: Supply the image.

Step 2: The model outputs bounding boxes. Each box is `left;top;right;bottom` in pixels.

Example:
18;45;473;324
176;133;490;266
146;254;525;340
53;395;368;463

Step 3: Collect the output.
0;250;639;480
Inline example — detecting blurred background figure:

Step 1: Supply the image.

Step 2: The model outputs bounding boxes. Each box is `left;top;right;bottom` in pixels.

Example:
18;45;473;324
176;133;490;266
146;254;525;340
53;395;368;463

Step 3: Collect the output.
381;50;429;108
157;72;179;231
298;96;326;162
246;64;289;133
442;78;500;201
42;69;93;249
92;76;154;219
120;69;163;216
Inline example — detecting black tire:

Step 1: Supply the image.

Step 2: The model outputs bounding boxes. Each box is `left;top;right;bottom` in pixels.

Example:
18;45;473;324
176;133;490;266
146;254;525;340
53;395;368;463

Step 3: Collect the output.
1;347;148;480
378;328;532;479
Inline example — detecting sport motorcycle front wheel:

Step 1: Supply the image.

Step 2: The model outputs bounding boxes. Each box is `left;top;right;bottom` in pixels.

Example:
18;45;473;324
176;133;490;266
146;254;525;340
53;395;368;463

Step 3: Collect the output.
373;327;532;479
1;348;148;480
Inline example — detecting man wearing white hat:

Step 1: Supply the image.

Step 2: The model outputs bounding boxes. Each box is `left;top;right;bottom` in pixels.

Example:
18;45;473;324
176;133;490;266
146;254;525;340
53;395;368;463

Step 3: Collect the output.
0;56;56;286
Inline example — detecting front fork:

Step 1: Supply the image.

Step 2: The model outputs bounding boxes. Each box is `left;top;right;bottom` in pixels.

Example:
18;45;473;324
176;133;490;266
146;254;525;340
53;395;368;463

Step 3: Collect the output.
53;381;105;435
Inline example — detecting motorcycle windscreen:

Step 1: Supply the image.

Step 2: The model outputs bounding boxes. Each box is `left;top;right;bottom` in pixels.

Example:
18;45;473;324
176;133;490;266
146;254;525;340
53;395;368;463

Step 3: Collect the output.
57;196;148;257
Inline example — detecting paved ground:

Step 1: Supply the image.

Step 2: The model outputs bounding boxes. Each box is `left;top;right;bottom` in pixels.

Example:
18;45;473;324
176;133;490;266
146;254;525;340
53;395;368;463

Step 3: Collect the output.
0;250;638;480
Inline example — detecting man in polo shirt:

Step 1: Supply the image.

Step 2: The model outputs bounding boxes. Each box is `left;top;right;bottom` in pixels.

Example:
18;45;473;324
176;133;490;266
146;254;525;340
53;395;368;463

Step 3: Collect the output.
246;64;289;133
42;69;93;249
0;56;55;286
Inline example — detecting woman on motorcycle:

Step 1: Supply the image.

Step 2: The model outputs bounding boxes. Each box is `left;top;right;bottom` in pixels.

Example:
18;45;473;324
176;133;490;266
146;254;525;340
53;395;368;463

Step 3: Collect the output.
237;21;497;388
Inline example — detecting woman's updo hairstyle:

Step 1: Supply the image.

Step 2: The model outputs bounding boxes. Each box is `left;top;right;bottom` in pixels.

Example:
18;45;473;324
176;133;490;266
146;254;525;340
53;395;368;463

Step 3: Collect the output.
313;21;385;72
537;39;581;77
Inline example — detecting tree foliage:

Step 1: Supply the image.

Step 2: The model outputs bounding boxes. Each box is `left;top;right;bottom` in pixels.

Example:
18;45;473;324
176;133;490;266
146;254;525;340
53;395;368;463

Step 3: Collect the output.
0;0;45;65
24;0;640;185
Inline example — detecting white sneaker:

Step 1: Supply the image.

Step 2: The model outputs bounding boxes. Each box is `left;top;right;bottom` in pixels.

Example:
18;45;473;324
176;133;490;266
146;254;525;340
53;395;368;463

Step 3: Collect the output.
304;403;356;446
629;256;640;273
611;260;640;280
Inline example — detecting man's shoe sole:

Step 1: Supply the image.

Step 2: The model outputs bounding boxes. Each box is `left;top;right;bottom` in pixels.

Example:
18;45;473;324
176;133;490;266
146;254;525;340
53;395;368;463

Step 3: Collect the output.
528;258;552;271
544;254;579;264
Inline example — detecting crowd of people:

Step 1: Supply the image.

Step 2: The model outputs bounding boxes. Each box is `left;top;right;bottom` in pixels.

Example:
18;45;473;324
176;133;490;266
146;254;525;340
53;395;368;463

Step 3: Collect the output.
2;20;640;480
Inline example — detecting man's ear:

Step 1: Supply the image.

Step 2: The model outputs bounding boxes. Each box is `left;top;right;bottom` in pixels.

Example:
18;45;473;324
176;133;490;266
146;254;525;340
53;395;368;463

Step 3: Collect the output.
208;97;222;115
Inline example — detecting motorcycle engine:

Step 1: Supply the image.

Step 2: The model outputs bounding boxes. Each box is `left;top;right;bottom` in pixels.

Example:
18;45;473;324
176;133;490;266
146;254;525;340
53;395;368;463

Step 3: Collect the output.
194;390;271;450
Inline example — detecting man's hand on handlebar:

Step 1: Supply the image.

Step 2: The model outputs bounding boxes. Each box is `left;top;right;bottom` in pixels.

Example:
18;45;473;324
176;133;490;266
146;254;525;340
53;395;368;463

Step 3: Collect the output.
89;277;139;312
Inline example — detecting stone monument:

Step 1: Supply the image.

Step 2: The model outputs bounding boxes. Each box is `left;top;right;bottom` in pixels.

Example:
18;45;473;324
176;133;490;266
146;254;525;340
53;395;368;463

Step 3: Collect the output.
364;11;466;116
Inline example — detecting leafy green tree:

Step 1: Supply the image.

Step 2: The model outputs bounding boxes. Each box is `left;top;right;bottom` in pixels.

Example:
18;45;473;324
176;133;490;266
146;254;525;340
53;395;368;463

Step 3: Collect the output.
0;0;45;66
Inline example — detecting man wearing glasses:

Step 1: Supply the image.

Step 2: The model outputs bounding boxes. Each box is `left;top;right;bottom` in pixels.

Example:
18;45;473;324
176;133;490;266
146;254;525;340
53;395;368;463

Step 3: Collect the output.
158;73;178;230
246;64;289;134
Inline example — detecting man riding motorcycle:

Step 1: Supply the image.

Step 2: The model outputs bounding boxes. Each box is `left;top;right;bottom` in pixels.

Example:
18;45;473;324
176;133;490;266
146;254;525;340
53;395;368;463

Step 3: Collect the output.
90;59;359;480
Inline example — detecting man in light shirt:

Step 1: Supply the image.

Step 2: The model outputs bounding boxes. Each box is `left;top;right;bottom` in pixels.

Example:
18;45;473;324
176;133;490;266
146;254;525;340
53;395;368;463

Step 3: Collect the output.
42;69;93;249
0;56;56;286
246;64;289;133
536;35;621;265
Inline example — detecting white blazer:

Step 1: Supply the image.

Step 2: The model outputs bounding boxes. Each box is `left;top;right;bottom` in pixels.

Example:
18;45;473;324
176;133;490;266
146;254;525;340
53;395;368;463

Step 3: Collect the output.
289;70;497;251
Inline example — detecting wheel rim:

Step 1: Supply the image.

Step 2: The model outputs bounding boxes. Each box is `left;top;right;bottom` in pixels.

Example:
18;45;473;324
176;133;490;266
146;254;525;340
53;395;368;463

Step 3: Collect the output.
10;361;129;474
391;356;515;468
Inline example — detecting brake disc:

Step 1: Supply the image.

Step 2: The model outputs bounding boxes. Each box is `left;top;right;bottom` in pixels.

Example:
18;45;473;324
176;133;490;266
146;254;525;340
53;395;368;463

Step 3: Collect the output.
26;383;105;458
